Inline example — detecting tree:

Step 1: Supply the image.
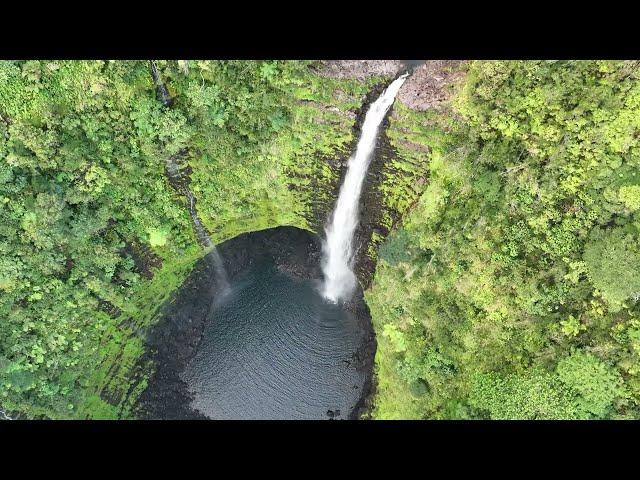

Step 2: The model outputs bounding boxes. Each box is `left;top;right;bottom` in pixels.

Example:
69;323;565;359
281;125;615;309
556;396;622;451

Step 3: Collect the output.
619;185;640;212
557;351;626;418
583;227;640;311
468;369;578;420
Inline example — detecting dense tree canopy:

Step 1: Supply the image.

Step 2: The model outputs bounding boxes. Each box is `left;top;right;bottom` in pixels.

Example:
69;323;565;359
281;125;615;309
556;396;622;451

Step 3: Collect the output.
369;60;640;420
3;59;639;420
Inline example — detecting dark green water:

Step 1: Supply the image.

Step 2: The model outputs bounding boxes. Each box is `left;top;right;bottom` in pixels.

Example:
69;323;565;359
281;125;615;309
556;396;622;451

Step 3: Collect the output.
180;260;369;419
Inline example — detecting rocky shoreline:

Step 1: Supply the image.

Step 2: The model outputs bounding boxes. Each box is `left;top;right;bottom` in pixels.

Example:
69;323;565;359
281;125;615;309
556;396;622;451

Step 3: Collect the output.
135;227;376;420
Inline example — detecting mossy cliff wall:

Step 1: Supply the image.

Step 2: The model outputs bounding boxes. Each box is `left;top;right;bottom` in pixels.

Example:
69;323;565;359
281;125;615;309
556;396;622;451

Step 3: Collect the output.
0;59;458;419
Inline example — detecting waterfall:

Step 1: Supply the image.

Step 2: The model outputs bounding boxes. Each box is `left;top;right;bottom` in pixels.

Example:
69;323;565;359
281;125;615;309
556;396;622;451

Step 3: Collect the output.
164;153;229;292
150;63;228;294
149;61;174;107
188;192;230;293
321;74;408;302
0;409;12;420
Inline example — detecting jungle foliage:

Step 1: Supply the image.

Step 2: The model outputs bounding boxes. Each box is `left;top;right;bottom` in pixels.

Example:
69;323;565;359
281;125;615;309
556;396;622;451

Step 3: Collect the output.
368;60;640;419
4;59;639;420
0;60;381;418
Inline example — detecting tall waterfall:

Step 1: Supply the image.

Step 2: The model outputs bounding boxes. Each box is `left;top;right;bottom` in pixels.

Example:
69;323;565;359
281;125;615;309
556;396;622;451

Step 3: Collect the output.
321;74;408;302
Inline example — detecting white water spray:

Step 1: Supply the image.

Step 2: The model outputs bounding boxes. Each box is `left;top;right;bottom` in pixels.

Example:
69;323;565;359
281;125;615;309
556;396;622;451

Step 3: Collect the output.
322;74;408;302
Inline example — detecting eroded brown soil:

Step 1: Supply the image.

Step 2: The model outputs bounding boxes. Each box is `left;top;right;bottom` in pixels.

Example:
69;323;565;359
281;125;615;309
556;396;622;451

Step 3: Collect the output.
315;60;468;112
397;60;468;111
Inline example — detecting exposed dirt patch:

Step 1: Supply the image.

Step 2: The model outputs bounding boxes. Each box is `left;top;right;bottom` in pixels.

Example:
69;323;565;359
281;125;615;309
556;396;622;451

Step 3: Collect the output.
119;238;162;280
394;137;433;154
398;60;468;111
299;99;357;121
96;298;122;319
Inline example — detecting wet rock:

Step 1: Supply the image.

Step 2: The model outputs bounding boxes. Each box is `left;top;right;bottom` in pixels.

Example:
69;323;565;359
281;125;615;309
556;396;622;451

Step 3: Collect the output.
149;61;173;107
135;227;376;420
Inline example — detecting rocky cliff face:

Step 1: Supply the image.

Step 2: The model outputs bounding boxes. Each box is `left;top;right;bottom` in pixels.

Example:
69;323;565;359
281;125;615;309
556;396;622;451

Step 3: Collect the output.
307;60;468;288
397;60;467;111
315;60;405;80
316;59;467;111
111;60;469;418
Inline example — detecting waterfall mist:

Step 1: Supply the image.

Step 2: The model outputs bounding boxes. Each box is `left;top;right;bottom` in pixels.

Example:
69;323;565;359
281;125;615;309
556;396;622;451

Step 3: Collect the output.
321;74;408;302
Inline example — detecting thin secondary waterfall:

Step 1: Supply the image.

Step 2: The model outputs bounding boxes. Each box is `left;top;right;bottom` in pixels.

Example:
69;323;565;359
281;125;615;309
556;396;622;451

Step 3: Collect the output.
322;74;409;302
190;198;230;293
150;63;228;293
165;153;229;292
150;60;173;107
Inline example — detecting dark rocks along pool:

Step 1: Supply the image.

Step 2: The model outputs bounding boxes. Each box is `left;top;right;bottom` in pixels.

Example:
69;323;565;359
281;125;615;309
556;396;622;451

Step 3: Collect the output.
137;227;376;420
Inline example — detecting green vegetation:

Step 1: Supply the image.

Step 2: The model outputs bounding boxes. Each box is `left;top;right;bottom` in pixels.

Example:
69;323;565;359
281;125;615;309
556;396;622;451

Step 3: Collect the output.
368;60;640;419
0;60;386;418
4;59;639;420
360;102;439;269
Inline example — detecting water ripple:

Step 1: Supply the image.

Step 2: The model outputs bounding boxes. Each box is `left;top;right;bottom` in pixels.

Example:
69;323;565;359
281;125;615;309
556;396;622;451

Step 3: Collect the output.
181;260;368;420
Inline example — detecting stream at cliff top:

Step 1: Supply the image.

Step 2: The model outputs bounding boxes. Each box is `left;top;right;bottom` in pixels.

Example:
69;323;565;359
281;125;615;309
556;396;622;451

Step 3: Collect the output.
139;227;375;420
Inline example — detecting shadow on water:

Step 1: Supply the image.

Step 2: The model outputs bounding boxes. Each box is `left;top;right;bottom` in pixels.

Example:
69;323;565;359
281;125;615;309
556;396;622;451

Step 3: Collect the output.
137;226;375;420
